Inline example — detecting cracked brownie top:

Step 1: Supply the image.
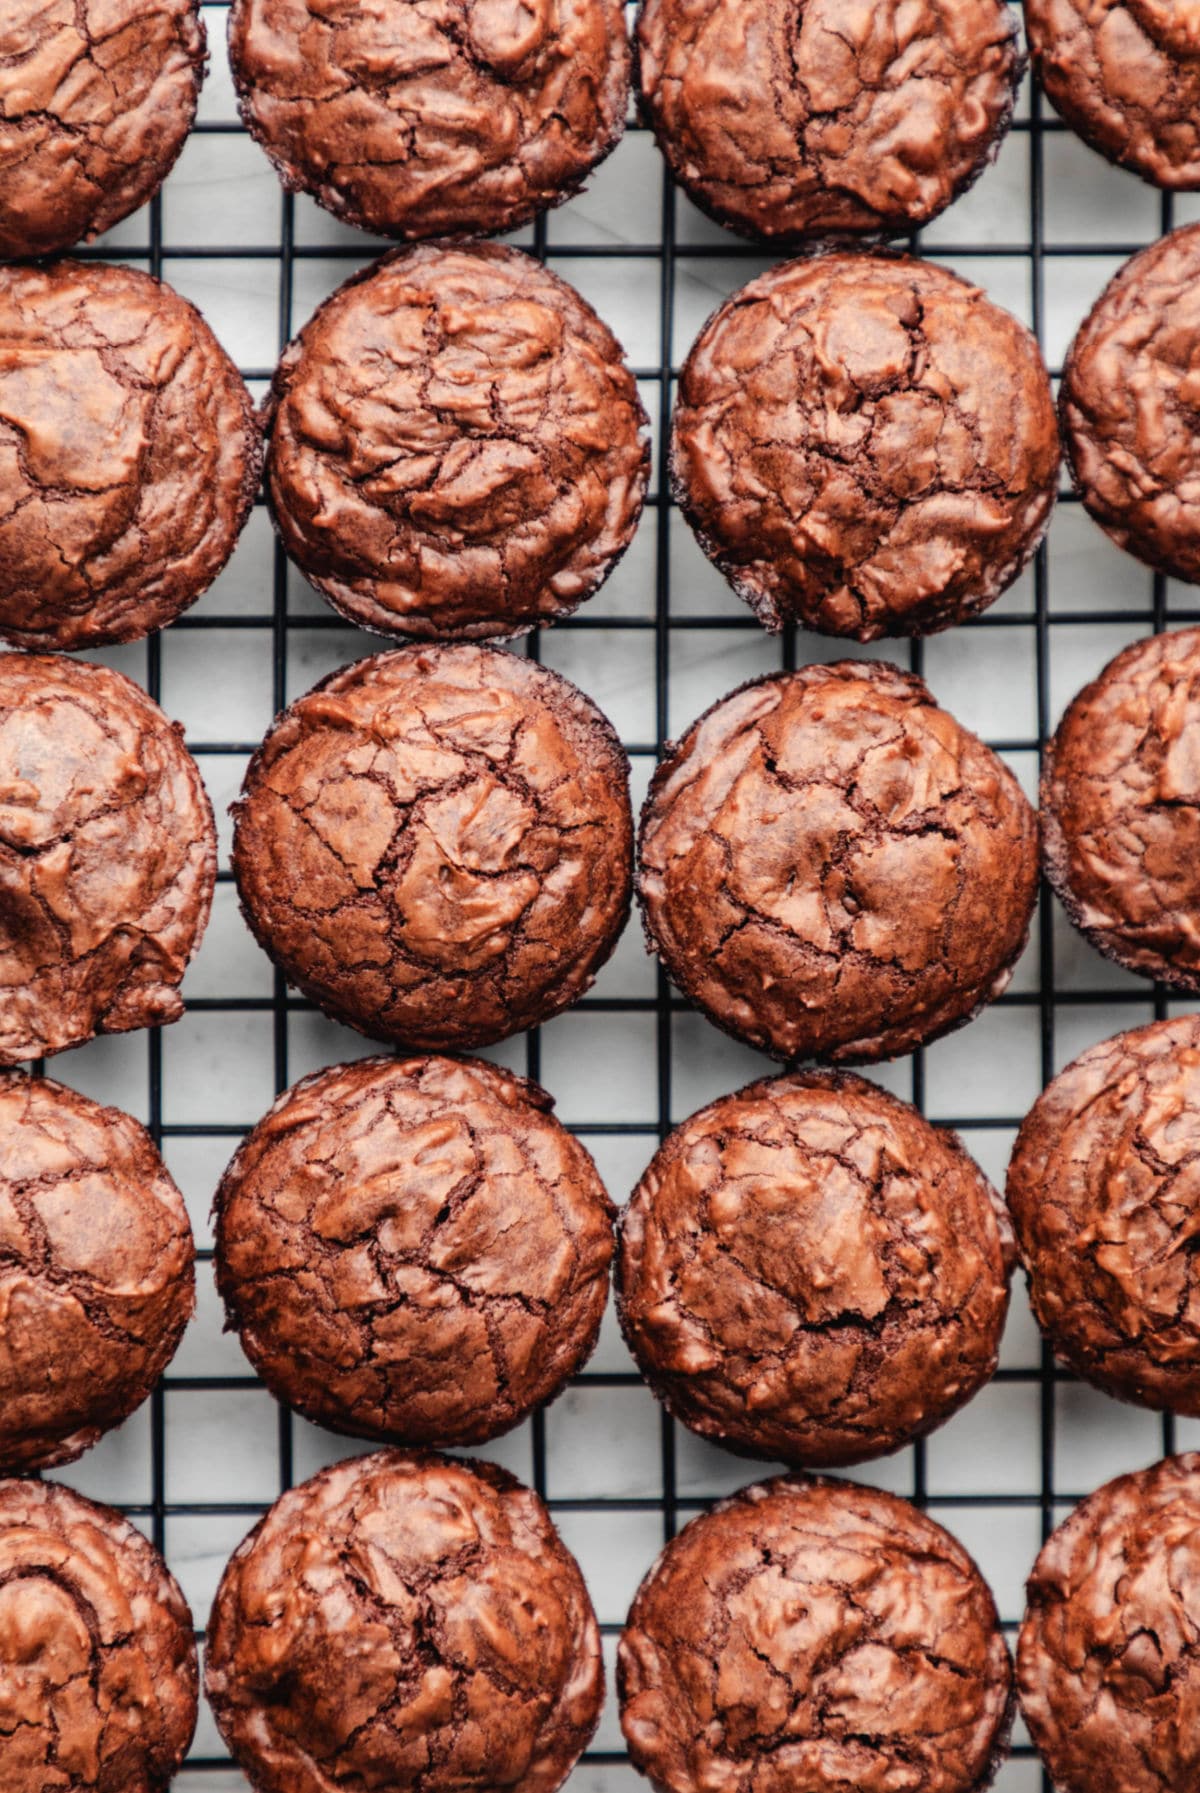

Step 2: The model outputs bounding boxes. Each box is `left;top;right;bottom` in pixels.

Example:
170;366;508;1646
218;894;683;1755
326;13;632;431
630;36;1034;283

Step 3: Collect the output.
0;1072;194;1474
670;254;1058;640
0;653;216;1065
619;1473;1014;1793
636;0;1022;243
1019;1453;1200;1793
206;1449;603;1793
228;0;630;240
0;1477;197;1793
0;0;206;258
617;1069;1012;1468
1042;627;1200;989
637;658;1039;1064
265;244;649;641
215;1052;613;1447
0;259;262;649
1008;1015;1200;1414
232;643;633;1050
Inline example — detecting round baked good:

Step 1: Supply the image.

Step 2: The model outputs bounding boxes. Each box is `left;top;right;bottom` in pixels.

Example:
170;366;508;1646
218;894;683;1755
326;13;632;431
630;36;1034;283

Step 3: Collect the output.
1008;1015;1200;1413
1042;627;1200;988
1019;1453;1200;1793
207;1450;603;1793
215;1053;613;1446
0;0;206;259
0;1073;194;1472
229;0;629;241
232;644;632;1049
1025;0;1200;190
0;259;261;649
620;1474;1014;1793
0;1477;198;1792
1061;228;1200;583
617;1070;1012;1467
671;254;1059;640
637;0;1022;244
0;653;216;1065
266;245;648;641
637;660;1039;1064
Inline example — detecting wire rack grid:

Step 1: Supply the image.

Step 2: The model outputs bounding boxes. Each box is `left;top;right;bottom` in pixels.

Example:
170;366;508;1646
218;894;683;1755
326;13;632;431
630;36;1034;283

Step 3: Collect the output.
37;6;1200;1789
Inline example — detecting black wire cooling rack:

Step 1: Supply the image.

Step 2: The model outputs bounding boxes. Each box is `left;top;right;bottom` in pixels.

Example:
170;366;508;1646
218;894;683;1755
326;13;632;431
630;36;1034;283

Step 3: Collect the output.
49;8;1200;1785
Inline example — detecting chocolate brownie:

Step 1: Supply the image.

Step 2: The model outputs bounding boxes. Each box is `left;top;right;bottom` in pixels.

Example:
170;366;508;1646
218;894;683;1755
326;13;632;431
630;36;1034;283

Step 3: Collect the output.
1061;228;1200;582
0;0;206;259
0;260;261;650
617;1070;1012;1467
215;1053;613;1446
1026;0;1200;190
1019;1453;1200;1793
620;1475;1014;1793
0;1477;197;1793
232;645;632;1049
671;254;1059;640
266;245;648;641
228;0;629;240
206;1450;603;1793
1008;1015;1200;1413
637;0;1022;243
1042;627;1200;988
637;660;1040;1064
0;1073;194;1472
0;654;216;1064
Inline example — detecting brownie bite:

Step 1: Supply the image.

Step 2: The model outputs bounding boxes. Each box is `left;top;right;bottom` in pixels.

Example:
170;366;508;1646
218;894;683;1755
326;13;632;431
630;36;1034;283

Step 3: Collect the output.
1020;1453;1200;1793
0;0;206;259
637;660;1039;1064
1043;627;1200;988
618;1070;1012;1467
0;1478;197;1793
232;644;632;1050
266;245;648;641
620;1475;1014;1793
228;0;629;240
207;1450;603;1793
0;1073;194;1472
637;0;1022;243
1061;228;1200;582
0;654;216;1065
0;260;261;649
215;1054;613;1446
1026;0;1200;190
671;254;1058;640
1008;1015;1200;1413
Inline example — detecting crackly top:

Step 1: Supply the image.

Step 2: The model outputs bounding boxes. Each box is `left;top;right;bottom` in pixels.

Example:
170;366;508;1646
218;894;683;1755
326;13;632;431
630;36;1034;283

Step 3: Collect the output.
0;654;216;1065
0;0;206;259
617;1070;1012;1468
1008;1015;1200;1414
0;1477;197;1793
206;1450;603;1793
215;1053;613;1446
266;245;648;641
1019;1453;1200;1793
637;660;1040;1064
637;0;1021;243
1061;228;1200;583
232;645;633;1049
228;0;629;240
671;254;1059;641
0;259;261;650
1042;627;1200;988
1025;0;1200;190
0;1073;194;1473
620;1474;1013;1793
